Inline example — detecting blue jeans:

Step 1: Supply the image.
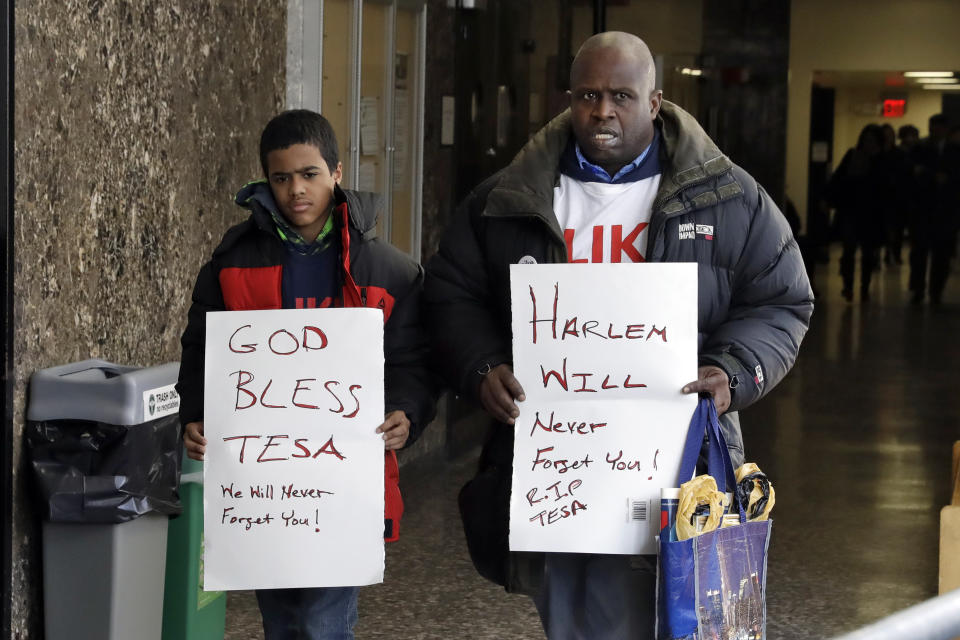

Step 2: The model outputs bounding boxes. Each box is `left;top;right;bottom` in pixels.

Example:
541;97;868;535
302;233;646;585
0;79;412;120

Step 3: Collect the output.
532;553;657;640
255;586;359;640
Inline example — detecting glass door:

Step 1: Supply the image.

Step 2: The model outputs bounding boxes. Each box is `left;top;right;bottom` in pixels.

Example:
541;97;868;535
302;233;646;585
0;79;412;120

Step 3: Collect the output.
290;0;426;257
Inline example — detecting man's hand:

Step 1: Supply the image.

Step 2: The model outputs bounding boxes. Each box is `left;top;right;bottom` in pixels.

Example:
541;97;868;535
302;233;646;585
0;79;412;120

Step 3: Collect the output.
479;364;526;424
681;366;731;415
377;410;411;450
184;421;206;461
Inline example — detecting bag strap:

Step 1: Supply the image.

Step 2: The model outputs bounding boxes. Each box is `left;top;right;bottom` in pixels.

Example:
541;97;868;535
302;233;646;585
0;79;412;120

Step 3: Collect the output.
677;397;747;523
677;397;730;486
704;401;736;492
676;398;707;485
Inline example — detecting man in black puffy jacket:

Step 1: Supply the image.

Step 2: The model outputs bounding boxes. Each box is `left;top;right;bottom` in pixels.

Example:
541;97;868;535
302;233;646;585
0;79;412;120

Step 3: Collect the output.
424;32;812;640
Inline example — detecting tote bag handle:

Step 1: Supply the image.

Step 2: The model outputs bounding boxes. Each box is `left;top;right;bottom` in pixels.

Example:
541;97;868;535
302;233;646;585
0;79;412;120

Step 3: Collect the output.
676;397;746;523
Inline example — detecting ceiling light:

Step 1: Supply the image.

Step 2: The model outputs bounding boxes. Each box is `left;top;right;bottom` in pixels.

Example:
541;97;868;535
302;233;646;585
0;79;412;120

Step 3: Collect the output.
923;84;960;90
680;68;703;76
914;77;959;84
904;71;955;78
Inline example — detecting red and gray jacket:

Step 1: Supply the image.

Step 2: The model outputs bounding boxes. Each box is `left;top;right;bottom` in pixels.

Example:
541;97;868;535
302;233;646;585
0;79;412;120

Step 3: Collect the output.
177;181;436;542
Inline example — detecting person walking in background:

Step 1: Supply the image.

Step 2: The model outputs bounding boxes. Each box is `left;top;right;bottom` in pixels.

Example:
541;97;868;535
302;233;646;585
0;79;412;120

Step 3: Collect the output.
896;125;921;269
910;114;957;305
879;123;908;266
826;124;885;302
898;124;920;151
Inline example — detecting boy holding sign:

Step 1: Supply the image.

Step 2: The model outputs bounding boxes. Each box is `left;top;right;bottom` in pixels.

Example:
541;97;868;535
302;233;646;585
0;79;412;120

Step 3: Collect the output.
176;110;435;639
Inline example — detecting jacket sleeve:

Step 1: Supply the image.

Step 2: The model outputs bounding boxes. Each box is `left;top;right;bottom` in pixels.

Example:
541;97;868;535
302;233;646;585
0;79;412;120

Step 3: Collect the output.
175;260;225;425
423;185;513;403
699;181;814;411
383;259;439;445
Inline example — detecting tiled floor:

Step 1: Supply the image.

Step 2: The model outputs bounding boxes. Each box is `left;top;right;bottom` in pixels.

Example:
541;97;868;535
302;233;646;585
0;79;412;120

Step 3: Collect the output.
222;453;542;640
224;249;960;639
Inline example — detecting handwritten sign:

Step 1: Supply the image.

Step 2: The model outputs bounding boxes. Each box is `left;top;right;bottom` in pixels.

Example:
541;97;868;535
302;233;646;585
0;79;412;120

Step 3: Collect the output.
203;308;385;590
509;263;697;555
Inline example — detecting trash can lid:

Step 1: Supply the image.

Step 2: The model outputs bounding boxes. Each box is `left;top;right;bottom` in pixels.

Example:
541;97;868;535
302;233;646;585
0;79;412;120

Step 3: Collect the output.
27;359;181;425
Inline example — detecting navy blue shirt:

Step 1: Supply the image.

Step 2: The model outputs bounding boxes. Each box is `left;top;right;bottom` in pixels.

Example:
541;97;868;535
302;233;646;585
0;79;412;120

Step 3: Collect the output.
280;243;340;309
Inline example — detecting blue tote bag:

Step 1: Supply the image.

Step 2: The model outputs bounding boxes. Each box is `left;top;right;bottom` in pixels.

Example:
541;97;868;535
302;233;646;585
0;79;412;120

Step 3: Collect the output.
656;398;772;640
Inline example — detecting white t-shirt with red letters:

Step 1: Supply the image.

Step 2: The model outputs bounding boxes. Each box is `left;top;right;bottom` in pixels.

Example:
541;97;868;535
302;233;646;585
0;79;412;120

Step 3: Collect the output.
554;172;661;263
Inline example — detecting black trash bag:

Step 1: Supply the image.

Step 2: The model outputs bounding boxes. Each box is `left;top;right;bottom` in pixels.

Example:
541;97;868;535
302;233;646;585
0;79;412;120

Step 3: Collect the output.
25;414;183;523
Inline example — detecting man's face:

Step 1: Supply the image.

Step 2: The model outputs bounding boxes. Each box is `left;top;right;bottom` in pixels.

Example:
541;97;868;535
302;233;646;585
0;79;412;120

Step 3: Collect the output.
266;143;342;244
569;46;661;176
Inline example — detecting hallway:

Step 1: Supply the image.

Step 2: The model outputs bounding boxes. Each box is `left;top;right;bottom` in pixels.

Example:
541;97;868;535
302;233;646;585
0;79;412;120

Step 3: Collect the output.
224;255;960;639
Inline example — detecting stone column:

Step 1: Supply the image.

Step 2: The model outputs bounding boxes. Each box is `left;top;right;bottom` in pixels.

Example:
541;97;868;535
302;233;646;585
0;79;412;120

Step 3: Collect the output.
12;2;286;635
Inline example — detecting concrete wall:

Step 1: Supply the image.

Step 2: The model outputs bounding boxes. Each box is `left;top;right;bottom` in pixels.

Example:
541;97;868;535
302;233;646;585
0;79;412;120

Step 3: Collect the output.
11;2;285;636
787;0;960;225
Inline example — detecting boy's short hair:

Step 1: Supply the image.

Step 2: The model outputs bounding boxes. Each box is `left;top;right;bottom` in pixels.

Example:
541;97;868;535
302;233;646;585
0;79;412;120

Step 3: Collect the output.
259;110;340;176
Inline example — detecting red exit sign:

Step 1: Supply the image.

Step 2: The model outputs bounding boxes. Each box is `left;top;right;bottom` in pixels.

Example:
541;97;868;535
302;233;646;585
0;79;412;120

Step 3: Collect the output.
883;99;906;117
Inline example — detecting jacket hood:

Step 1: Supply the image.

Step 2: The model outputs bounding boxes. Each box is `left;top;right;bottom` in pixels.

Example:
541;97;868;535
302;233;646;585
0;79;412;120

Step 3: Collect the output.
338;186;382;239
233;180;382;239
235;179;277;213
480;110;573;240
655;101;733;206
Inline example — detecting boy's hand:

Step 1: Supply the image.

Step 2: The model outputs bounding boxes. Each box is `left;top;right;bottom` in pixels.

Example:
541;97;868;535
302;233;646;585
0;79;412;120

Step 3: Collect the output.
377;410;410;450
184;421;207;461
480;364;525;424
681;365;731;415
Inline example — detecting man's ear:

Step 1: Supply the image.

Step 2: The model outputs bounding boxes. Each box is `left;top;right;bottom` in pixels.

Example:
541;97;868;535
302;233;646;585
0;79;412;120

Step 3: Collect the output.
649;90;663;118
333;162;343;184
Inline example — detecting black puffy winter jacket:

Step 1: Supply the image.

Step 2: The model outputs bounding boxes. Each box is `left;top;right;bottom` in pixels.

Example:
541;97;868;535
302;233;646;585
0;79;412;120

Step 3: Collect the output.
424;101;813;590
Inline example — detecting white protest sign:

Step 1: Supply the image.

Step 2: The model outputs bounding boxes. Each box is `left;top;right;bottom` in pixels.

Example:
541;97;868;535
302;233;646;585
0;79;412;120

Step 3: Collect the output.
509;263;698;555
203;308;385;590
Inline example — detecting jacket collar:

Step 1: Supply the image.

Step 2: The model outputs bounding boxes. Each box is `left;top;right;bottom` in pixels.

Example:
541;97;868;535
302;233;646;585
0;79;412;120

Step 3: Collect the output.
654;101;733;210
233;180;383;242
482;101;734;223
481;111;572;241
337;185;382;241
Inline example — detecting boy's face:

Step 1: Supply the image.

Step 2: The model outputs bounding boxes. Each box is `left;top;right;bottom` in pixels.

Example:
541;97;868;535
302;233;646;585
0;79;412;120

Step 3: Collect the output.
266;143;342;244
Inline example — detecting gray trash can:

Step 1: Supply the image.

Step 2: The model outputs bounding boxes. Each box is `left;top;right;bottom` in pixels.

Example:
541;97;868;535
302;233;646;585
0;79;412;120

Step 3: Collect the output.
26;359;183;640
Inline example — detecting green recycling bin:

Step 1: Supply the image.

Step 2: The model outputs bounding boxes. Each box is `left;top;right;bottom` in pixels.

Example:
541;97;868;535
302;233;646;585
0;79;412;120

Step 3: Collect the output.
162;452;227;640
